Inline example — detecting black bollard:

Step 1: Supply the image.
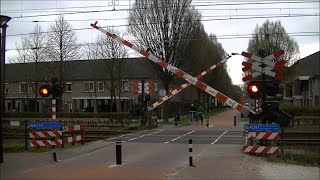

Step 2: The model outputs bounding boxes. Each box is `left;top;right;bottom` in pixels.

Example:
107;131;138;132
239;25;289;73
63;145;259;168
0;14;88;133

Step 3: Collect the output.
206;119;209;127
234;116;236;126
51;138;57;162
116;140;122;165
189;139;193;166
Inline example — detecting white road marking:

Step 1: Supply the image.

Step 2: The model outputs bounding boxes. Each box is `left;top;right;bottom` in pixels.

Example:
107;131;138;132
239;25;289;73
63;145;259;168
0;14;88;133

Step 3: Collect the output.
106;129;149;140
164;130;195;144
128;130;164;141
211;130;228;144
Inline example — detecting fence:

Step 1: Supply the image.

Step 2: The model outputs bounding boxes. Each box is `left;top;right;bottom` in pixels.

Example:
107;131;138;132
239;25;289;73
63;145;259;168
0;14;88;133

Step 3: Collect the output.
243;131;281;155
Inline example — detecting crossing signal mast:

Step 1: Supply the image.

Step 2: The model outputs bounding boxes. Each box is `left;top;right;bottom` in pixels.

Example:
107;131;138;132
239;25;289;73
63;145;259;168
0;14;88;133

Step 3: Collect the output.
241;49;291;127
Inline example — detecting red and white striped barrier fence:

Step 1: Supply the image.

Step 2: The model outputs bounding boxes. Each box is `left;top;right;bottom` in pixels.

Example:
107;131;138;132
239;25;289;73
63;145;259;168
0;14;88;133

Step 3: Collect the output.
62;125;85;132
243;145;279;155
61;125;85;146
148;56;231;111
29;139;62;148
29;130;62;139
63;135;85;144
90;21;256;118
244;132;280;140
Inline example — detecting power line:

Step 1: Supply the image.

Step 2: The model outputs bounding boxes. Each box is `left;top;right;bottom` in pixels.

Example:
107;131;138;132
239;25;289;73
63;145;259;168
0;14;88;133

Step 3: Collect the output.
6;32;319;51
3;0;318;12
10;13;319;23
6;13;319;38
6;0;319;19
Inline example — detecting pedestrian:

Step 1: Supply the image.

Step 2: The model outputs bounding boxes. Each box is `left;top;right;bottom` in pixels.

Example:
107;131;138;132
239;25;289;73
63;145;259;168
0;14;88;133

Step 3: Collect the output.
190;104;196;123
197;105;204;124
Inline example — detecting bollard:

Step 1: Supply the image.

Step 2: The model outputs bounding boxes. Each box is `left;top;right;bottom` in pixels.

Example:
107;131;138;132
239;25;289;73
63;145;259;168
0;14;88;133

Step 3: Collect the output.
189;139;193;167
234;116;236;126
206;119;209;127
116;140;122;165
51;138;57;162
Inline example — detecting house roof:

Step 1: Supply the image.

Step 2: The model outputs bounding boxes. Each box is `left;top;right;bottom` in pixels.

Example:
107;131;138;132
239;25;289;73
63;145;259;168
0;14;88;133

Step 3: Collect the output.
289;51;320;78
5;58;160;82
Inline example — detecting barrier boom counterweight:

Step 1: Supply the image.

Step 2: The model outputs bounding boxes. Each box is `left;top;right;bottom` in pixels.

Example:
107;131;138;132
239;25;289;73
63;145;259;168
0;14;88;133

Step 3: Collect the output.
90;21;256;117
148;55;231;111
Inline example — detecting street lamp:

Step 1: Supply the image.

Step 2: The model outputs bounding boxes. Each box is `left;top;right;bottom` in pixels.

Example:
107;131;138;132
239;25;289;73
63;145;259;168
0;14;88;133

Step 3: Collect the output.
1;15;11;164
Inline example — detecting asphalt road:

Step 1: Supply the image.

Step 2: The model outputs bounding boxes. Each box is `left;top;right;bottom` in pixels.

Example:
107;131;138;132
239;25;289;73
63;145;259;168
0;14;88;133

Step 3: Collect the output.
2;109;252;180
103;128;245;145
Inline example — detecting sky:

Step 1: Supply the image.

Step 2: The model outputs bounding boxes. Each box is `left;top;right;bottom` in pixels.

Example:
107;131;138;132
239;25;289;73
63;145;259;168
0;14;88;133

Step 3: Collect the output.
1;0;319;85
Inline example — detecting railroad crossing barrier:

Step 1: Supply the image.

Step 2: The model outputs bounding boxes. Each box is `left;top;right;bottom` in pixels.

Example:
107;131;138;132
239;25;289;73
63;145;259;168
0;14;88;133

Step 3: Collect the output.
61;125;85;147
243;124;281;155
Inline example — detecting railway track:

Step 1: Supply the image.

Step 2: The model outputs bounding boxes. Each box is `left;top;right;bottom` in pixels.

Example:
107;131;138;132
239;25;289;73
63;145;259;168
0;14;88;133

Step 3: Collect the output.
3;128;320;145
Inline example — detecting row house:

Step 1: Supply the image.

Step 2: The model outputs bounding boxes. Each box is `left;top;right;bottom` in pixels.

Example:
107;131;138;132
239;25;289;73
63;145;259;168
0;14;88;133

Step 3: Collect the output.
4;58;199;114
282;51;320;107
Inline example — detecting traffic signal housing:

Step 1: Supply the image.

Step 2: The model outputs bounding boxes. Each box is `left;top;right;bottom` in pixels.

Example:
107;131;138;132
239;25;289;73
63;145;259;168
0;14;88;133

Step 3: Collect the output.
247;80;278;99
39;85;52;97
39;84;64;98
247;81;262;98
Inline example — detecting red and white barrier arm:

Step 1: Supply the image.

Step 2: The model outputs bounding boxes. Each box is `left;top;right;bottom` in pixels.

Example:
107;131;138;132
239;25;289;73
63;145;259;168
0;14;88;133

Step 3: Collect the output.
148;55;231;111
90;21;256;117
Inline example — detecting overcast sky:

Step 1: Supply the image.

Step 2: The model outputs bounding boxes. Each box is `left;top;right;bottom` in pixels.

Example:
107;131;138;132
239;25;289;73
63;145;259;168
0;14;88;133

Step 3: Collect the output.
1;0;319;85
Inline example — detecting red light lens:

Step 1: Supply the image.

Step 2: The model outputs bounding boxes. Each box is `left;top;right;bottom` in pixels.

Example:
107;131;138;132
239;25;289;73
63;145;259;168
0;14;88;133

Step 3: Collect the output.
41;88;48;95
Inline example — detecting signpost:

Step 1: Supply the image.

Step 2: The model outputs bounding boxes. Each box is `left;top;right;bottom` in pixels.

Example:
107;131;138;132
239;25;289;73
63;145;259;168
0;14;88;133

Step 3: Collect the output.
244;124;280;132
27;122;61;129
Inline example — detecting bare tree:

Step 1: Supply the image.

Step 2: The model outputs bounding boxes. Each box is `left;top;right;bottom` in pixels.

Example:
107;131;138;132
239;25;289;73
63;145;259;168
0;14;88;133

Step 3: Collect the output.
128;0;200;91
10;24;46;112
45;15;80;86
45;15;80;111
247;20;300;66
85;30;128;112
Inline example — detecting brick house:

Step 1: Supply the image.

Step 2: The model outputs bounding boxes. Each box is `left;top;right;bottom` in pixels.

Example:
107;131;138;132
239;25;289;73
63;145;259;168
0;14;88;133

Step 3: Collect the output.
282;51;320;107
4;58;199;114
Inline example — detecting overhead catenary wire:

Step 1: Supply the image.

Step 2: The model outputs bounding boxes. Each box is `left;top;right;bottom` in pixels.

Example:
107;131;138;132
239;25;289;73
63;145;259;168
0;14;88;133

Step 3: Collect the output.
3;0;318;13
5;32;319;51
10;12;320;23
4;0;319;19
5;13;320;38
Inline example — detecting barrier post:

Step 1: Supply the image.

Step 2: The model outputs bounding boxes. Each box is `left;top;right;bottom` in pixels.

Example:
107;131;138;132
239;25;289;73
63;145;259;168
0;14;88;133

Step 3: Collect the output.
234;116;236;126
51;137;57;162
116;140;122;165
51;98;58;162
189;139;193;167
25;119;28;150
206;119;209;127
81;127;84;145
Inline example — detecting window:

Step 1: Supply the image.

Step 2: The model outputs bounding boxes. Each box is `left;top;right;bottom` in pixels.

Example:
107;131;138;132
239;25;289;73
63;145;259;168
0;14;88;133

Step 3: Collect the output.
84;81;94;92
5;83;9;94
122;79;129;92
66;82;72;92
98;82;104;92
154;81;159;92
19;82;28;93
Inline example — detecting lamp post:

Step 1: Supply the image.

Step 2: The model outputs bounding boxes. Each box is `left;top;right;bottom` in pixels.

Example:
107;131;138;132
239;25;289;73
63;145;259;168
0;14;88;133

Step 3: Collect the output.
1;15;11;163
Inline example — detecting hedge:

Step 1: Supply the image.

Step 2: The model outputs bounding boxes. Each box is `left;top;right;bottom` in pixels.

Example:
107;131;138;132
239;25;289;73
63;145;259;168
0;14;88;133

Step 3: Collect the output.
280;102;320;116
4;112;129;118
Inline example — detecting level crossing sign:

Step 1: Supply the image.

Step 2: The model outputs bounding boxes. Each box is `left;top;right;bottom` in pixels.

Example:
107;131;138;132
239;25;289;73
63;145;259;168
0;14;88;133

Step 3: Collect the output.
27;122;62;129
244;124;280;132
241;50;286;82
